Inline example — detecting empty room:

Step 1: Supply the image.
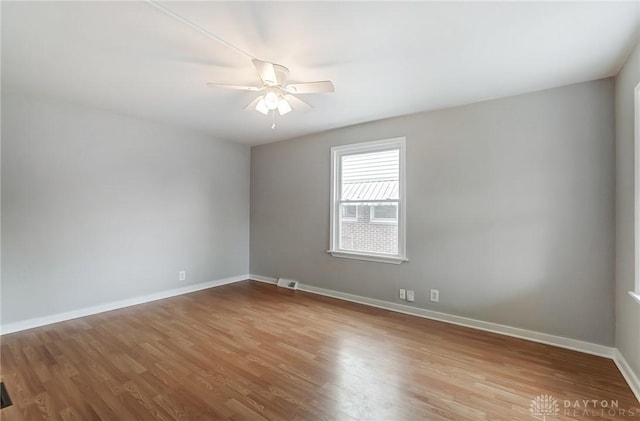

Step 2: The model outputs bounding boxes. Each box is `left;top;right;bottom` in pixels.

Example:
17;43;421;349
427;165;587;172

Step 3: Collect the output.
1;1;640;420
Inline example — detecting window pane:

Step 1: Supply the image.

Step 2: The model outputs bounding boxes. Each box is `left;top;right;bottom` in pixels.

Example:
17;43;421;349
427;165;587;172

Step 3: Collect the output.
372;204;397;220
339;202;398;254
339;149;400;255
341;149;399;201
342;204;357;219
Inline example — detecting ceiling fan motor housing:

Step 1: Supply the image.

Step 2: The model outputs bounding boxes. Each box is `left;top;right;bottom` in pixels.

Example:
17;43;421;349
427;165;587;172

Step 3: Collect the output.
269;64;289;86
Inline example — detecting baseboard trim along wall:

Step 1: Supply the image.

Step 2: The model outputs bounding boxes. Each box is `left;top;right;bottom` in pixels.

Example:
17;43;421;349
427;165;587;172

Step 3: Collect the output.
261;276;614;357
249;274;639;403
614;349;640;403
0;274;250;335
249;274;280;284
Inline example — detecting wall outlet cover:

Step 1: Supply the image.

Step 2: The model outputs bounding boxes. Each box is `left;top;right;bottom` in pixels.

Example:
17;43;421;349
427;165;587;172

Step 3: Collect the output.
407;290;415;302
399;289;406;299
430;289;440;302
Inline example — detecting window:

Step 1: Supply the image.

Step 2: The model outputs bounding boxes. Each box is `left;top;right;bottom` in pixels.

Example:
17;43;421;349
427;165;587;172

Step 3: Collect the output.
370;204;398;224
633;81;640;304
328;137;407;264
341;204;358;222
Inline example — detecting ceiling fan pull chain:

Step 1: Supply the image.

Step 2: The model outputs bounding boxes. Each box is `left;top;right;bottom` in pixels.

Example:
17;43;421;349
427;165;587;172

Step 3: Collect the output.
271;110;276;130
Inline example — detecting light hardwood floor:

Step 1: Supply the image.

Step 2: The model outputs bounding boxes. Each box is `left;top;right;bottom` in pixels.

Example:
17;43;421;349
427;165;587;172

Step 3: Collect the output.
1;280;637;420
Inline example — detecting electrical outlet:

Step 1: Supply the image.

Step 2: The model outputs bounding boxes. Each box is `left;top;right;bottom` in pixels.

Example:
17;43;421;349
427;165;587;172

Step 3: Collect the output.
179;271;186;281
406;290;415;302
399;289;406;300
430;289;439;302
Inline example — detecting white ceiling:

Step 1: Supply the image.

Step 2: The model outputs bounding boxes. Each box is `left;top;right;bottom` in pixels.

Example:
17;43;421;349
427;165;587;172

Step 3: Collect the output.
3;1;639;145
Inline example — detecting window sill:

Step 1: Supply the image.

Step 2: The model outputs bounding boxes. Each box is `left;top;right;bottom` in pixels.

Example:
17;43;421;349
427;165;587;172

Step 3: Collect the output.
629;291;640;305
327;250;408;264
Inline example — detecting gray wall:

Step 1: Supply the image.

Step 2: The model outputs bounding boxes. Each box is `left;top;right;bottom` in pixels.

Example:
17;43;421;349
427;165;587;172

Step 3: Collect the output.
615;39;640;378
1;92;250;325
251;79;616;346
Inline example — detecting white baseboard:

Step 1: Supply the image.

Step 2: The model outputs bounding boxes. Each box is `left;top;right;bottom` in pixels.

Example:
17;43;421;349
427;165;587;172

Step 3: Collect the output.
292;282;614;358
252;276;640;403
614;349;640;403
249;276;615;359
249;274;278;284
253;276;617;358
264;278;640;402
1;274;250;335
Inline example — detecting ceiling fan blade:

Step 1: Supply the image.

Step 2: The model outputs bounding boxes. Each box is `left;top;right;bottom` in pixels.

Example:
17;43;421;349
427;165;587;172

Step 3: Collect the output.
284;94;313;111
243;96;263;111
285;81;334;94
252;59;278;86
207;83;263;91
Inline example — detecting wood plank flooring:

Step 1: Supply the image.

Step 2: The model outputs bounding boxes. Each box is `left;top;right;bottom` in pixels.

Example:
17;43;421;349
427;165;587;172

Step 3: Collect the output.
1;280;637;420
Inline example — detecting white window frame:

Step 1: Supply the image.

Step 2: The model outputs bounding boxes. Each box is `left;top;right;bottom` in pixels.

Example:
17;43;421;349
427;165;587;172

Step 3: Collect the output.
341;204;358;222
369;203;399;225
633;81;640;304
328;137;408;264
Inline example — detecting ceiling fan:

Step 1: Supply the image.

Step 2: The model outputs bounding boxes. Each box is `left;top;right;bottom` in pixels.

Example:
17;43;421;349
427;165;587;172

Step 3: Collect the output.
145;1;334;127
207;59;335;117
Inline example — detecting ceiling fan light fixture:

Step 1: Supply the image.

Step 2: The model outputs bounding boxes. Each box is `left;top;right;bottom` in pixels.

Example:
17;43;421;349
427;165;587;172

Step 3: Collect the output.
264;91;279;110
278;98;292;116
255;98;269;115
209;59;330;120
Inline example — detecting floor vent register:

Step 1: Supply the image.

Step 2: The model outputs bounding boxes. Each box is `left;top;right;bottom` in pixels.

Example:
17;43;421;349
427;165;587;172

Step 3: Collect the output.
0;382;12;409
